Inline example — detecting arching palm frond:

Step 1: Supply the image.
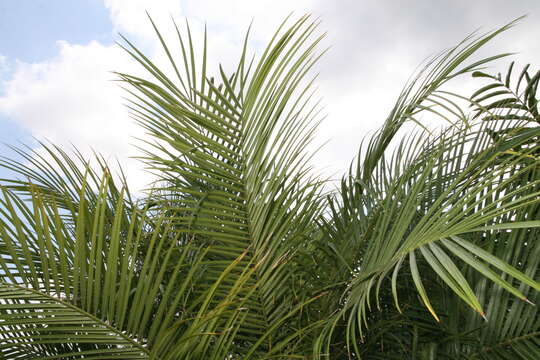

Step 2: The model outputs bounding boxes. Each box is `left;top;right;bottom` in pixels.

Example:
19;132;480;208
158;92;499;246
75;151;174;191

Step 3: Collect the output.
312;19;540;358
1;14;539;360
448;62;540;360
114;14;328;358
0;16;328;359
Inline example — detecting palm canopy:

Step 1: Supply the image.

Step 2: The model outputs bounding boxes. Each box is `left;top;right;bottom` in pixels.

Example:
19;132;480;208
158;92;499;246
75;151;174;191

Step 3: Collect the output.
0;14;539;359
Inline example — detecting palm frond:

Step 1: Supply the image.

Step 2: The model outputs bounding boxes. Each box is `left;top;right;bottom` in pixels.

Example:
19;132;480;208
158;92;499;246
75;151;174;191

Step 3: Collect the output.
314;18;540;357
115;14;327;357
1;13;539;360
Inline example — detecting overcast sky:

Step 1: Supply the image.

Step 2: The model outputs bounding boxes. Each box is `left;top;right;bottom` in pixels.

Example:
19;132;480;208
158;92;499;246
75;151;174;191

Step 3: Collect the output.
1;0;539;189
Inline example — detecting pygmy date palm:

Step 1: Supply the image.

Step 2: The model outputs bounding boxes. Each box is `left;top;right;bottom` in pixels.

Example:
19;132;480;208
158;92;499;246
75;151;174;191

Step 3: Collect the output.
0;15;539;359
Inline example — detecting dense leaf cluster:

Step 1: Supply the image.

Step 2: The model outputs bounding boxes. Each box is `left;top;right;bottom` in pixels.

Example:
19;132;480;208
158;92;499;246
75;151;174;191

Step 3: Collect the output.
0;15;539;359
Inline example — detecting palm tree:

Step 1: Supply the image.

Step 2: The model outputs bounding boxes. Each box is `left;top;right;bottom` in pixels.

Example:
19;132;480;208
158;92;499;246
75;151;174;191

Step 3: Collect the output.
0;15;538;359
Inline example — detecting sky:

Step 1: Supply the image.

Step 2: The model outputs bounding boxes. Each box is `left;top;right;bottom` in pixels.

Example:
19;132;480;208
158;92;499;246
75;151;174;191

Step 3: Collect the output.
1;0;539;190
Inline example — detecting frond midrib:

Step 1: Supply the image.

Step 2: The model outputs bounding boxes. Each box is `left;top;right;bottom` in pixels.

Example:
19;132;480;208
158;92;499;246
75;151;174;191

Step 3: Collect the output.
0;281;150;357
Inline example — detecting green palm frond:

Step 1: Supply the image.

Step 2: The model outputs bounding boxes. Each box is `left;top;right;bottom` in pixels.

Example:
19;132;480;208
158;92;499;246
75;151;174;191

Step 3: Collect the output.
0;177;153;358
1;13;539;360
436;61;540;360
0;171;263;359
313;18;540;357
112;14;328;357
1;15;328;359
0;141;132;211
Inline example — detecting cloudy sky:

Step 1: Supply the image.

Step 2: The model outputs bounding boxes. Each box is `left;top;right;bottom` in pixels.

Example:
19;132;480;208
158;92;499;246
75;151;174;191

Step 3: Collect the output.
1;0;539;189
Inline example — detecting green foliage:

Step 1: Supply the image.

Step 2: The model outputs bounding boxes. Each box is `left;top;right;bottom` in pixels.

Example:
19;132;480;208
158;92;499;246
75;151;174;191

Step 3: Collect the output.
0;14;539;359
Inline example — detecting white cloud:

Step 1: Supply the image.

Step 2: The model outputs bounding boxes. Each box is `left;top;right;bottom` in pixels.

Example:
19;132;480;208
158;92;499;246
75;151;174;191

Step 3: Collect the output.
1;42;128;145
2;0;539;193
104;0;182;43
0;55;10;86
0;55;7;72
0;40;151;192
0;1;207;194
